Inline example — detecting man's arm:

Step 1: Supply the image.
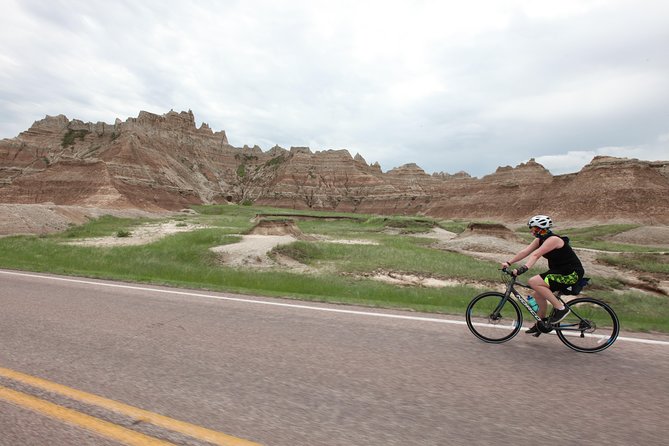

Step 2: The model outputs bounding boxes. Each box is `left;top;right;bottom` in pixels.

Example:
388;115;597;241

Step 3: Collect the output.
502;239;539;268
522;236;564;269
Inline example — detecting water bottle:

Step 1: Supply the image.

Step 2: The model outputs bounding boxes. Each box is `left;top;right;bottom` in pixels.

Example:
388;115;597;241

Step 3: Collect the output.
527;296;539;312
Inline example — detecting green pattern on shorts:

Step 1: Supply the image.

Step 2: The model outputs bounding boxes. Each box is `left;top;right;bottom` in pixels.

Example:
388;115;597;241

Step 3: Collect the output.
544;271;579;286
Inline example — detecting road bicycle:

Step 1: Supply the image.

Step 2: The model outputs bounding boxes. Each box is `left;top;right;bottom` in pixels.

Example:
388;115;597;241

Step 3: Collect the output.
465;269;619;353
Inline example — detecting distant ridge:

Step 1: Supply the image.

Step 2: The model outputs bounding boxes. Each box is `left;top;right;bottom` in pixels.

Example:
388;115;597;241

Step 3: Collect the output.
1;110;668;224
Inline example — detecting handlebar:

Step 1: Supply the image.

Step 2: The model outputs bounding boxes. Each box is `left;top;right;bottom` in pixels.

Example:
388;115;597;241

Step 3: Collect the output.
501;267;530;289
501;267;517;283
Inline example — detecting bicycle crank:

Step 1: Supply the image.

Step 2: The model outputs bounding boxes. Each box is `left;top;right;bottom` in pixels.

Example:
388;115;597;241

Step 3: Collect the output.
538;320;553;333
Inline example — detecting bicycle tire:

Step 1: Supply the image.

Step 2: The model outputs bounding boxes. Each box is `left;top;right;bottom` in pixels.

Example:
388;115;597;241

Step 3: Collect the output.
466;291;522;343
556;297;619;353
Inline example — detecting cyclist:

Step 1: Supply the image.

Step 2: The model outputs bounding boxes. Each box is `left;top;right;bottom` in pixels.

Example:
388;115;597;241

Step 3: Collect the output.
501;215;585;335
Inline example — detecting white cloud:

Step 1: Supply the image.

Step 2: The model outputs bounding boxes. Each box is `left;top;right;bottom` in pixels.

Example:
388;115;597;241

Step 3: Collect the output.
1;0;668;177
483;71;668;123
535;132;669;174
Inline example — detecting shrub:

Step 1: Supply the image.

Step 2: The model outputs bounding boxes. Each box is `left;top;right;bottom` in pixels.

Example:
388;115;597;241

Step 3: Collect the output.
61;129;90;147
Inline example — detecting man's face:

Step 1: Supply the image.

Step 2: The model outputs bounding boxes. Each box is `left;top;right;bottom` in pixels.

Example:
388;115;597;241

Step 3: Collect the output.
529;226;542;237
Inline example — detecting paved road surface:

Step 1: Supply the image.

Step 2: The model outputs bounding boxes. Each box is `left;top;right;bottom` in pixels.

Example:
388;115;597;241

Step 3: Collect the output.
1;269;668;445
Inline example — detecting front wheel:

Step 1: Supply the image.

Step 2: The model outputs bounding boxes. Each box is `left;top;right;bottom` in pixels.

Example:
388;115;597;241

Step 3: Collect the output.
466;292;522;343
556;297;619;353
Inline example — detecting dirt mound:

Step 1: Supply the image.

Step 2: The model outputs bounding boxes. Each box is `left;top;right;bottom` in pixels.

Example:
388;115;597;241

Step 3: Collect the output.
248;219;316;240
446;236;526;256
607;226;669;247
0;203;170;236
211;234;299;268
213;221;376;269
458;223;522;241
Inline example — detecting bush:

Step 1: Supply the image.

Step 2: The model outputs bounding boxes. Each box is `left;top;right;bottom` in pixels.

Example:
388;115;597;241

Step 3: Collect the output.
61;129;90;147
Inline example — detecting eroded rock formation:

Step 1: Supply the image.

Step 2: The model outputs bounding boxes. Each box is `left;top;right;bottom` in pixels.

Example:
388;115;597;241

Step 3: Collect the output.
1;110;668;224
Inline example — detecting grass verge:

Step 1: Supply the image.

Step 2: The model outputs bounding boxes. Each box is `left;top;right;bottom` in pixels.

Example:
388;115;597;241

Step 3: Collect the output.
0;206;667;334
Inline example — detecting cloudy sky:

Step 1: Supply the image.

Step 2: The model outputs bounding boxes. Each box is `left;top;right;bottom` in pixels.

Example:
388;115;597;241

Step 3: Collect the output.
1;0;667;177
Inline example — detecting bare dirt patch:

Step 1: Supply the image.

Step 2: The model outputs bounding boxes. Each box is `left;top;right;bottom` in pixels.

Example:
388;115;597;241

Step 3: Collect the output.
210;219;311;269
460;222;523;241
355;269;496;290
309;235;378;245
0;203;171;236
248;219;316;239
410;227;458;241
606;226;669;247
211;234;299;268
210;219;377;269
65;220;209;247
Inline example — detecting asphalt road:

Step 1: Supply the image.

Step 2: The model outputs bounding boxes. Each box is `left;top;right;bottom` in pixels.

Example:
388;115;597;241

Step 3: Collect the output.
1;269;668;445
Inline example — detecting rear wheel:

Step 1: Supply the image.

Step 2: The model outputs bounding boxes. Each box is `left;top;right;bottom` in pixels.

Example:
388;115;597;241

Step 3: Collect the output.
466;292;522;343
556;297;619;353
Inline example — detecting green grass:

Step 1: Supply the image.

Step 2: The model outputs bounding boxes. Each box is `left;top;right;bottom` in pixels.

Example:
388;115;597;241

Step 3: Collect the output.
598;253;669;274
515;224;668;276
558;224;666;252
275;236;499;281
61;215;145;238
1;205;667;333
0;230;475;315
588;290;669;333
437;220;470;234
516;224;640;243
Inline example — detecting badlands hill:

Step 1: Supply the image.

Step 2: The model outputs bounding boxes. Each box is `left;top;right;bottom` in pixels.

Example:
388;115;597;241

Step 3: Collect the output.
1;110;668;224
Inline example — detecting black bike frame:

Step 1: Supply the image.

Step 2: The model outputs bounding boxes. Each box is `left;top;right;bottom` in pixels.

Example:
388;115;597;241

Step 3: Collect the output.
497;275;542;321
496;272;590;334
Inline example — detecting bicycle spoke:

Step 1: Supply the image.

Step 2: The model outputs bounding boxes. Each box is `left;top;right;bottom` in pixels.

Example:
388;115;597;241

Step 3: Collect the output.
556;298;619;352
466;292;521;343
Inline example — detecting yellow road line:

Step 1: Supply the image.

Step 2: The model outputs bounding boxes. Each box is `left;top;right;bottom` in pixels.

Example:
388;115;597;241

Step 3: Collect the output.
0;385;176;446
0;367;262;446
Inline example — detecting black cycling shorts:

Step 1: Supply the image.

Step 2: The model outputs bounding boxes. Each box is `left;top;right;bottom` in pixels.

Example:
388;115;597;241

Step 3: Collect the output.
540;269;583;292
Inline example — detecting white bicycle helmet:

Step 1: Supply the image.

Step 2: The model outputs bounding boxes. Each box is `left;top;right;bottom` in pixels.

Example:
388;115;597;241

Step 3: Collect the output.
528;215;553;229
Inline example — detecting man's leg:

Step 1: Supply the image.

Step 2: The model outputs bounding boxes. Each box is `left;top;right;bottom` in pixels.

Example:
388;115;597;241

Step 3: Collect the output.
528;274;562;317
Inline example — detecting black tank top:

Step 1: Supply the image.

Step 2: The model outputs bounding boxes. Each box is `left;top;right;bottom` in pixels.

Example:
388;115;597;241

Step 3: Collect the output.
539;235;584;274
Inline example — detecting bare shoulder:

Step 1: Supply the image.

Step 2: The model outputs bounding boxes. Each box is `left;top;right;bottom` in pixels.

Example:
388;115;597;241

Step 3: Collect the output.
545;235;565;248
